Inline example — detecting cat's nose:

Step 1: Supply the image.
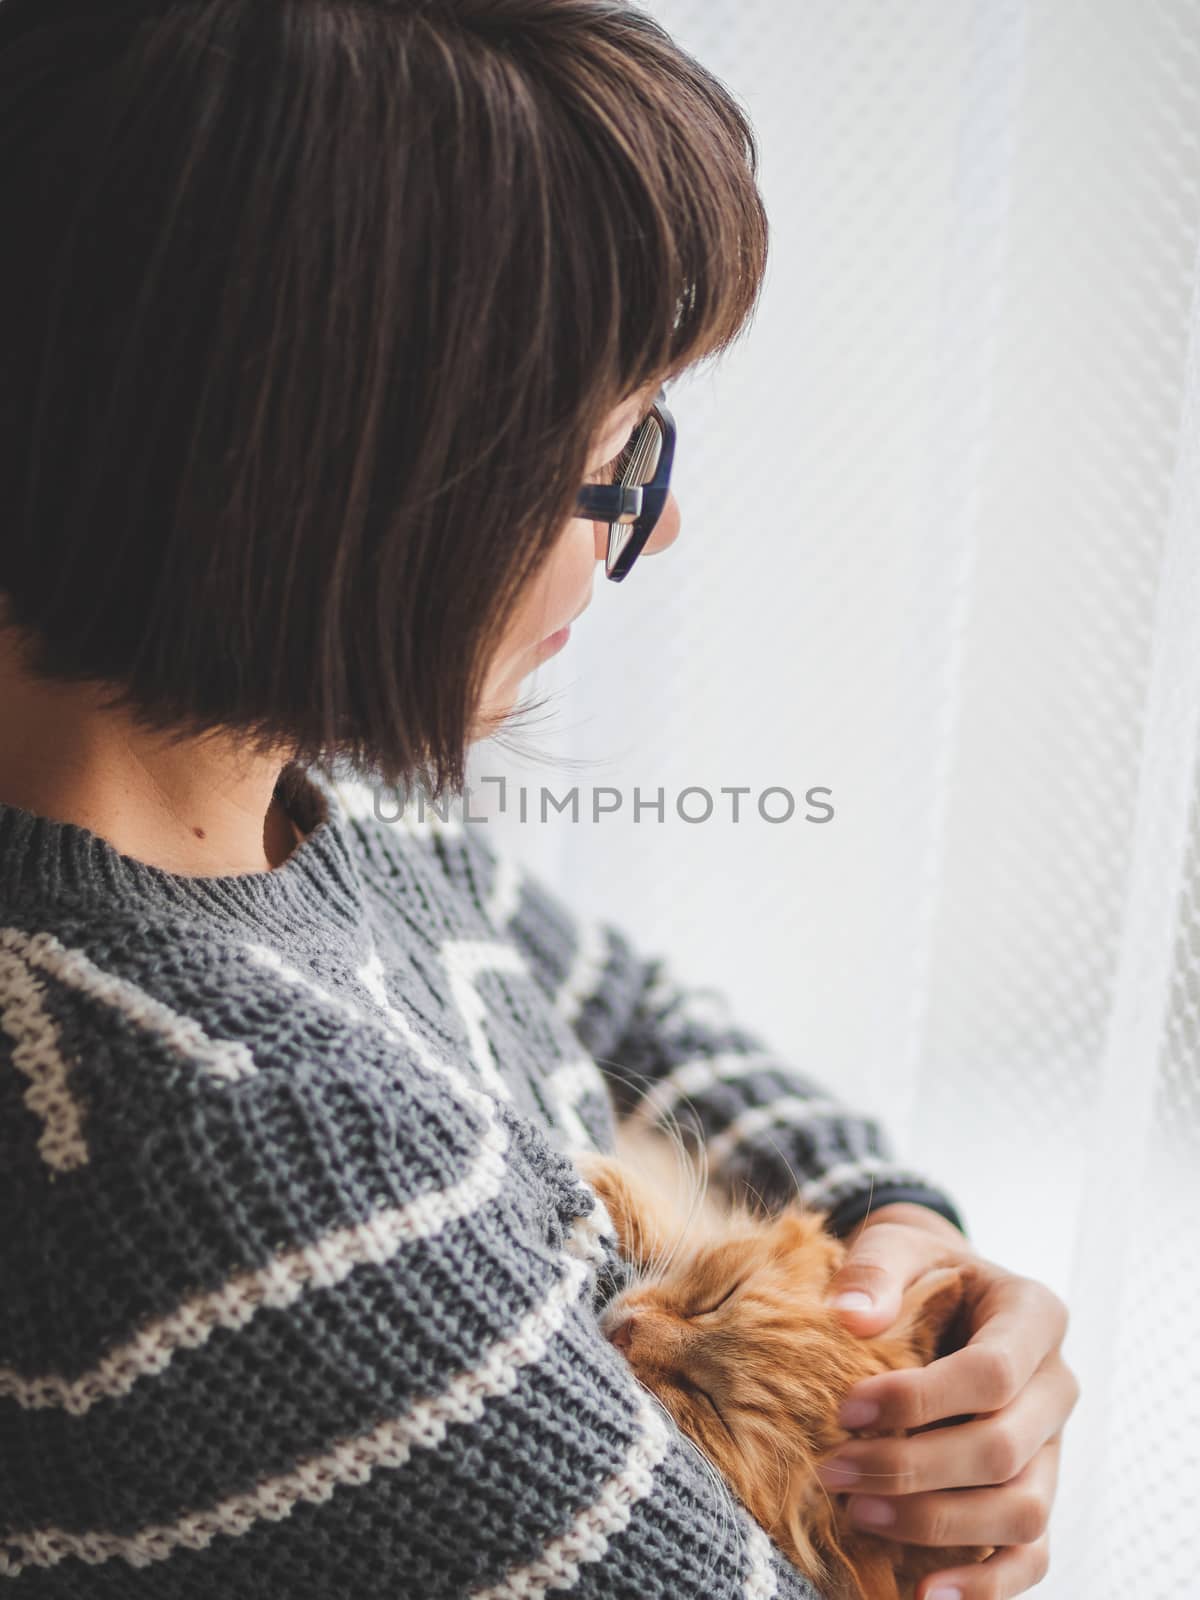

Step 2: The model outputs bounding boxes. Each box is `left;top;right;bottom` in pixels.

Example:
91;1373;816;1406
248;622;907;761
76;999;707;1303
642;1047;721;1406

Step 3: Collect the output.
607;1314;636;1352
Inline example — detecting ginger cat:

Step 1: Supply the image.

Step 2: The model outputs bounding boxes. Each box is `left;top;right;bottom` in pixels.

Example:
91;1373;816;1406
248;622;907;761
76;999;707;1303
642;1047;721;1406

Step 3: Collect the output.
576;1123;990;1600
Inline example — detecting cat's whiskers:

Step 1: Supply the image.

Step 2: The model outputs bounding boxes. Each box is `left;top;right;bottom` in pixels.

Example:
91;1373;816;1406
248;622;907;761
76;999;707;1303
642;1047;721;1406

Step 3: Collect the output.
808;1461;843;1544
638;1115;704;1282
835;1468;918;1485
642;1207;688;1282
630;1139;713;1286
755;1124;805;1210
654;1115;715;1284
764;1427;792;1507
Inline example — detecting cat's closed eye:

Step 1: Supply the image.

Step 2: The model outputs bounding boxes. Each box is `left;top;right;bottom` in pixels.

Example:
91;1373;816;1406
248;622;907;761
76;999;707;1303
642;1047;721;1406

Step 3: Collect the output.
691;1281;740;1318
675;1373;732;1435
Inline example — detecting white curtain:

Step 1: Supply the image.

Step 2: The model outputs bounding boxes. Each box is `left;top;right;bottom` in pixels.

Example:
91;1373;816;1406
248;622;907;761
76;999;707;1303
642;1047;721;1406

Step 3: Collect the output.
467;2;1200;1591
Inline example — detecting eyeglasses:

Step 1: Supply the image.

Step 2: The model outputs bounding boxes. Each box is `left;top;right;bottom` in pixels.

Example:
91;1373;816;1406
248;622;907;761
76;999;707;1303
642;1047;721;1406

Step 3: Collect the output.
574;389;676;582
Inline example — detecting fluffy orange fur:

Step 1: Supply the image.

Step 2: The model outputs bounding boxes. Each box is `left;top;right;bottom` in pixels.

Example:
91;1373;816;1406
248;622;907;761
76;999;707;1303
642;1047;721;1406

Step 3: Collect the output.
576;1124;989;1600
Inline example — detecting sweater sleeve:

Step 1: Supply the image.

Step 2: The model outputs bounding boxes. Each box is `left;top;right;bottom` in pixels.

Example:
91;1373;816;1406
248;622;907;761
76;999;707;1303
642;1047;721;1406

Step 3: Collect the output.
0;934;823;1600
438;819;965;1240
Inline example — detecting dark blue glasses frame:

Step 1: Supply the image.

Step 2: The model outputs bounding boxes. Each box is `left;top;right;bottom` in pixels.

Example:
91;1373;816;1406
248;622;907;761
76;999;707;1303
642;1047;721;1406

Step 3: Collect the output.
574;391;676;582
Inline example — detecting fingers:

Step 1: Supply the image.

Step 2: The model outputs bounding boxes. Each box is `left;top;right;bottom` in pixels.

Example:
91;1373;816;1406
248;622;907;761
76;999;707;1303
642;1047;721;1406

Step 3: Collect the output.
826;1217;960;1338
819;1355;1077;1495
839;1268;1071;1430
843;1434;1061;1552
915;1536;1051;1599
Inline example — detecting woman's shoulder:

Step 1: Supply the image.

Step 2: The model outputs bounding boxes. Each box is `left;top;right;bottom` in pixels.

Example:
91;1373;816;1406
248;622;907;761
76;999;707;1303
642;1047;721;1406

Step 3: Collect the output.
0;888;491;1146
0;878;603;1375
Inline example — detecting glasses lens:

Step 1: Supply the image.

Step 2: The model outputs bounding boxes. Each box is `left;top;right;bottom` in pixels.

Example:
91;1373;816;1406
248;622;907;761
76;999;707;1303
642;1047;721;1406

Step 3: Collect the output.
607;414;663;574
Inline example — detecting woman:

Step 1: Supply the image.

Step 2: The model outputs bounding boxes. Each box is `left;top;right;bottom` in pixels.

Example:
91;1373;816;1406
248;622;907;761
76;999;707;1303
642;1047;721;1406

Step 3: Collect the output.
0;1;1076;1595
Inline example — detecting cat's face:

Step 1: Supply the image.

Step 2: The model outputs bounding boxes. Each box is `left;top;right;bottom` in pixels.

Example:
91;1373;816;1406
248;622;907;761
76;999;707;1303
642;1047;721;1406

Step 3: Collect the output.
598;1207;886;1517
582;1138;969;1599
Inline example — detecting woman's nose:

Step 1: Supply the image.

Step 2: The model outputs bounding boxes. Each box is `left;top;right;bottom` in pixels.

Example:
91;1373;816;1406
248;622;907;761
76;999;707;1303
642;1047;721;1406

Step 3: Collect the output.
642;491;681;558
594;491;682;565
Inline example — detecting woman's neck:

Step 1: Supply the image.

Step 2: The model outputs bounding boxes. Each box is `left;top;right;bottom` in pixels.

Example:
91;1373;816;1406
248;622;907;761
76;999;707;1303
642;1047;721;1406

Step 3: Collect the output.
0;629;298;878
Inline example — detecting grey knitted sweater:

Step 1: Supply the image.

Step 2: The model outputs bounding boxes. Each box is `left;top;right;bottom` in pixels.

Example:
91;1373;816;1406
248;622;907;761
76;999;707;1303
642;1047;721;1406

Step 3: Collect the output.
0;764;962;1599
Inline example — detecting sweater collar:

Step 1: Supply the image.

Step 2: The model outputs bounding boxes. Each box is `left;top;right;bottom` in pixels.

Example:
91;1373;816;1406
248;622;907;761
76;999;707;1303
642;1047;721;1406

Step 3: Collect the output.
0;762;365;939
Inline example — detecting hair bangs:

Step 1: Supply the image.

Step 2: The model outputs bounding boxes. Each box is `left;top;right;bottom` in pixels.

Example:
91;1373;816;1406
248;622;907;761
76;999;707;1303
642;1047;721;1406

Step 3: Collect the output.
543;8;769;418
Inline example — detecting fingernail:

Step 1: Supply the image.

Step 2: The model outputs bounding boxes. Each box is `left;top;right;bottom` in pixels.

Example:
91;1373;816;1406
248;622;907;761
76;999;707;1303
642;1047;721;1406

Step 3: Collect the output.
815;1458;859;1489
832;1291;874;1312
849;1496;895;1529
926;1589;963;1600
838;1398;880;1430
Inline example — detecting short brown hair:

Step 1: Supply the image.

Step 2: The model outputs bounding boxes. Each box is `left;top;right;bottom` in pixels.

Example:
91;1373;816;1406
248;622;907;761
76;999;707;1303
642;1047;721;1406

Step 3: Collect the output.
0;0;767;793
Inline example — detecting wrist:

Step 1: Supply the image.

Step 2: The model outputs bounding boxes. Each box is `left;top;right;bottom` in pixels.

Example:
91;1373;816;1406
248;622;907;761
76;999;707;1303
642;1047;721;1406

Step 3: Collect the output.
860;1201;969;1247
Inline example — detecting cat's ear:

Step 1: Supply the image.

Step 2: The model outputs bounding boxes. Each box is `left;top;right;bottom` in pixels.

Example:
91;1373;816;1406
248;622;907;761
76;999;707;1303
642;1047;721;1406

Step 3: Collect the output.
765;1208;845;1294
890;1266;965;1366
768;1207;836;1258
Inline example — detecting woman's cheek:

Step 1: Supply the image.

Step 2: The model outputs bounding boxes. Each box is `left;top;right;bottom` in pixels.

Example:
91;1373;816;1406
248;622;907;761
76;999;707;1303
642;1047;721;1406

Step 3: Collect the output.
476;522;598;720
547;519;600;608
521;523;597;647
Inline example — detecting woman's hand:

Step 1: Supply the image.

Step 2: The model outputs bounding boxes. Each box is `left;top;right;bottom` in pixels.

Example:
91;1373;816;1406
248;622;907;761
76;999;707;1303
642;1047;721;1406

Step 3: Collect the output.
817;1204;1079;1600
